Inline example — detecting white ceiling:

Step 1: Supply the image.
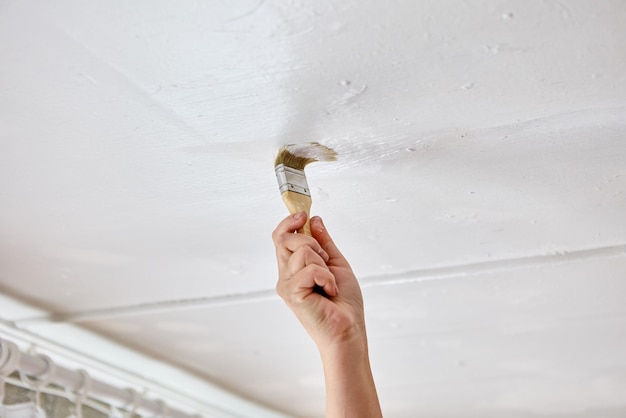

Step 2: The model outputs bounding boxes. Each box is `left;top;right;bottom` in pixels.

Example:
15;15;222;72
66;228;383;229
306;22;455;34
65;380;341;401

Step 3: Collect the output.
1;0;626;417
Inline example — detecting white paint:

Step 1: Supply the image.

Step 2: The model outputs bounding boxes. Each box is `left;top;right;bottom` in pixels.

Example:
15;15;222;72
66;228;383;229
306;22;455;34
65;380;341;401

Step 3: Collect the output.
1;0;625;417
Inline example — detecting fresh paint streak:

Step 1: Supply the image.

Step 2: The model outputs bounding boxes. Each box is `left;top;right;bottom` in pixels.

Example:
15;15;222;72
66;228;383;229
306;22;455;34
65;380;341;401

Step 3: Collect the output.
1;1;625;417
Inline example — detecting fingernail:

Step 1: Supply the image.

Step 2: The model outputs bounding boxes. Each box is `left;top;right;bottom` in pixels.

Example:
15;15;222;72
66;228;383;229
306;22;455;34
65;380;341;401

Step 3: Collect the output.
314;217;325;231
294;212;304;220
319;248;329;262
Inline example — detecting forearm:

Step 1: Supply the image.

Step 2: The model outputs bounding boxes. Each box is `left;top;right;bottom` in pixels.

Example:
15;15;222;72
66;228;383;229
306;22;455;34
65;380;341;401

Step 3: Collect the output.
273;214;382;416
319;334;383;418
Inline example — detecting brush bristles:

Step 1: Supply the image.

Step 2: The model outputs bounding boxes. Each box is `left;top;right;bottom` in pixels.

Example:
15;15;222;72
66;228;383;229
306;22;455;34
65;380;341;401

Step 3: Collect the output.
274;142;337;169
274;149;316;170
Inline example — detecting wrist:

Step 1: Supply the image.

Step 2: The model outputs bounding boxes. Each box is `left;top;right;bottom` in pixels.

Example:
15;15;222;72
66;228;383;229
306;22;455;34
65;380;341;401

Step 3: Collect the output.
318;326;370;365
316;320;368;356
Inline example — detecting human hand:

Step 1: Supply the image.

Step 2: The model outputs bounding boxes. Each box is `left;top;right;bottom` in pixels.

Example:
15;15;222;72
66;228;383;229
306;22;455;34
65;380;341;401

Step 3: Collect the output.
273;212;383;417
272;212;367;351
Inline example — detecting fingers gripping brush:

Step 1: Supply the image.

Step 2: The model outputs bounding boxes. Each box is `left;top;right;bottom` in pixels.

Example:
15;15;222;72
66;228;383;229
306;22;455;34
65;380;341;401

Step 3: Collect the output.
275;142;337;236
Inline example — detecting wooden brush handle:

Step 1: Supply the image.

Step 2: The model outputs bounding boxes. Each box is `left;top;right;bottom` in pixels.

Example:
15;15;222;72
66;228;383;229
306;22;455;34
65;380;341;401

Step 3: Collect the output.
281;191;312;236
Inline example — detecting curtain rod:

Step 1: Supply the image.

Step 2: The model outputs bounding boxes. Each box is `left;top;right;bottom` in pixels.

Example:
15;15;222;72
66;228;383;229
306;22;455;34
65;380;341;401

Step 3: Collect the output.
0;338;200;418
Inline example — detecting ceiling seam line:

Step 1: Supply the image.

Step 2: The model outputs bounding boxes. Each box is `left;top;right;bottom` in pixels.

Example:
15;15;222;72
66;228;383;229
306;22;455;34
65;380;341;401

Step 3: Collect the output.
11;243;626;325
12;290;279;325
360;242;626;289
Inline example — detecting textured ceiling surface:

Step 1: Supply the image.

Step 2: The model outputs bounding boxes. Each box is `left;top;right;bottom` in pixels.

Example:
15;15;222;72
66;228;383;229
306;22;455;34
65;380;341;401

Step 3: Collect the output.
1;1;626;417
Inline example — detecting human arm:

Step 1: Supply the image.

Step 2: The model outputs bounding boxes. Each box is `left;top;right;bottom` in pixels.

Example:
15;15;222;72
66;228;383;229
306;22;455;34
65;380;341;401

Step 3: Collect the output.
272;212;383;418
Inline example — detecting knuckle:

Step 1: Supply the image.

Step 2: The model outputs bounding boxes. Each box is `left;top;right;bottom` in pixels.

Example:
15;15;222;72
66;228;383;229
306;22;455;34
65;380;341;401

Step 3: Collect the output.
308;263;323;273
298;245;319;262
302;247;315;264
273;232;289;248
275;279;287;298
271;228;282;244
307;263;330;279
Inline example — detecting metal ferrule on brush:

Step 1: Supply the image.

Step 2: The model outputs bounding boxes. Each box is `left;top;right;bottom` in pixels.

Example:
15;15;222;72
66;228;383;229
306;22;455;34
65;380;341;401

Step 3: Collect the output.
275;164;310;196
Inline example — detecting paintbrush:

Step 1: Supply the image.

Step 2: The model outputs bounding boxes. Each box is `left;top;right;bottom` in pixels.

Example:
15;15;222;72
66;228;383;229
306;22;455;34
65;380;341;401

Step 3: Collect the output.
275;142;337;236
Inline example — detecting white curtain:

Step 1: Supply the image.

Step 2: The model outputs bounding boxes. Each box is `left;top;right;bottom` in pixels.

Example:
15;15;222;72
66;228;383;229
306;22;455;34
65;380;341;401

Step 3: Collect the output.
0;402;46;418
0;379;110;418
1;338;188;418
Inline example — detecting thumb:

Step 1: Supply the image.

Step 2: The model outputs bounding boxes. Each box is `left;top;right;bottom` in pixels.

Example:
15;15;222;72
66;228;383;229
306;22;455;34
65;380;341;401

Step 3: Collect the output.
310;216;350;268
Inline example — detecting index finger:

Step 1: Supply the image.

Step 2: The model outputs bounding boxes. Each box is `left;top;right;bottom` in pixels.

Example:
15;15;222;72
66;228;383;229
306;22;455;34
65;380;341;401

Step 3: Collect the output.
272;212;308;242
272;213;330;263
